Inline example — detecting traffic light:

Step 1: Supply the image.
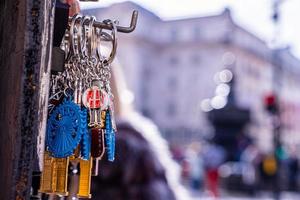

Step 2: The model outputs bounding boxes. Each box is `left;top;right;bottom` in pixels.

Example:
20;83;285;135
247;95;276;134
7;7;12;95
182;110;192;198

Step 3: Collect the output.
264;94;278;114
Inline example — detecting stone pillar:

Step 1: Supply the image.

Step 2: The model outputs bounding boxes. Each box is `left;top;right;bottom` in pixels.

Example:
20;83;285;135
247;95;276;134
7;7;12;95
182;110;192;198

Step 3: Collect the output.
0;0;55;199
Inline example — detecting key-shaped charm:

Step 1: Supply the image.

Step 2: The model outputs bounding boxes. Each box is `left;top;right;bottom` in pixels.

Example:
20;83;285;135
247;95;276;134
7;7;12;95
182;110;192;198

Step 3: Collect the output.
109;100;117;131
91;128;106;159
80;108;91;160
105;109;116;162
82;84;109;127
77;158;93;198
39;151;55;193
83;85;100;127
54;156;70;196
39;151;69;196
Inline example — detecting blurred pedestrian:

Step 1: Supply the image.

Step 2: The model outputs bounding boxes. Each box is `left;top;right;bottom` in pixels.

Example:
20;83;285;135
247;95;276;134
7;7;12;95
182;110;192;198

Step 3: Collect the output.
185;142;204;191
240;144;260;194
202;142;226;198
170;145;184;163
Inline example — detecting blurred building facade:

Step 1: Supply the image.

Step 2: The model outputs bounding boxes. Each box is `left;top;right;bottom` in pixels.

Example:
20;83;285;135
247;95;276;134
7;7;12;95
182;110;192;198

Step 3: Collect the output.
83;2;300;152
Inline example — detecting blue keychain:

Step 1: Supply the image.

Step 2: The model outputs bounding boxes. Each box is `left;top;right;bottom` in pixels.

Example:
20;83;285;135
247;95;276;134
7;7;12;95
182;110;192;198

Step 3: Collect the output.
46;95;83;158
105;109;116;162
80;108;91;160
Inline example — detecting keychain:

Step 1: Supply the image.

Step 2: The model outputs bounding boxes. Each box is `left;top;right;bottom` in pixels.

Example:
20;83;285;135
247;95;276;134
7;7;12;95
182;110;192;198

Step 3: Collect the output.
40;14;119;199
46;92;83;158
105;108;116;161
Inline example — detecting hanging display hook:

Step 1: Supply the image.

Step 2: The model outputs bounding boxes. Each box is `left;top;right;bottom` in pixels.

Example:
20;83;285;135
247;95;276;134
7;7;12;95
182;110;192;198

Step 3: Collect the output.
69;10;138;33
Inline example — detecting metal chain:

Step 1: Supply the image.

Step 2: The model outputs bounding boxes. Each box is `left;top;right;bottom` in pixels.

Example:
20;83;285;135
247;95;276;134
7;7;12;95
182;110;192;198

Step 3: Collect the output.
49;14;118;109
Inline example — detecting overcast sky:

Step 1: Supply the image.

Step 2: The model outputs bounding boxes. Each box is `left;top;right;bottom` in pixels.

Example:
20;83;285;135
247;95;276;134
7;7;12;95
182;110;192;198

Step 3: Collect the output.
80;0;300;59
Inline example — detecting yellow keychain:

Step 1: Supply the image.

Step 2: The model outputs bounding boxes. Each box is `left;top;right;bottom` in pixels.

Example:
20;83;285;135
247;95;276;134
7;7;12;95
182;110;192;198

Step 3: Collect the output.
39;151;69;196
39;151;55;193
77;158;93;198
54;156;69;196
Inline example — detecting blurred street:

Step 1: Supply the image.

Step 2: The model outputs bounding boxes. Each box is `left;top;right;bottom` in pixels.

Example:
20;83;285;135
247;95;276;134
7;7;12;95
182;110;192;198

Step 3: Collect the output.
82;1;300;199
189;190;300;200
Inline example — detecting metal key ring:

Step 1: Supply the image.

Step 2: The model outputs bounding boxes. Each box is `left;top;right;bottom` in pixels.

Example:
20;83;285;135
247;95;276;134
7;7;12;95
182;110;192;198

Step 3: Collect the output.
95;26;103;63
78;16;90;59
102;19;118;65
101;32;112;42
87;16;96;58
69;14;82;61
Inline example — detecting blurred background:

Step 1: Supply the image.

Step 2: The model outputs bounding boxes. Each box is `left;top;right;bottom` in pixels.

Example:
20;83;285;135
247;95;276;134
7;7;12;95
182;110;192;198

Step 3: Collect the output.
80;0;300;199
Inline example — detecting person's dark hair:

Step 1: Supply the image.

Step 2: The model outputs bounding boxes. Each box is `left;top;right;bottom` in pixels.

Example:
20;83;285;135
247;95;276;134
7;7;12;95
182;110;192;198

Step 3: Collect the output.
88;121;176;200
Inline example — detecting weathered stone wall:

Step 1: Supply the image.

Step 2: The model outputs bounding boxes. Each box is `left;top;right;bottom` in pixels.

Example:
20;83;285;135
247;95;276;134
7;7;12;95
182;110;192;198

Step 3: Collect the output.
0;0;55;199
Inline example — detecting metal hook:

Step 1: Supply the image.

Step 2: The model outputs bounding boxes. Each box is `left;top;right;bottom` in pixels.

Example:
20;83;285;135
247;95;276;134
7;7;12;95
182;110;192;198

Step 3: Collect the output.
95;10;138;33
69;10;138;33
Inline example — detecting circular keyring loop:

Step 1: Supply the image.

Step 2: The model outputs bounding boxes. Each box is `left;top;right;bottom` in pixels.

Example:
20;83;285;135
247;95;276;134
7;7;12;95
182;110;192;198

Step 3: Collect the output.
78;16;90;59
87;16;96;58
95;27;103;62
101;32;113;42
103;19;118;65
69;14;82;60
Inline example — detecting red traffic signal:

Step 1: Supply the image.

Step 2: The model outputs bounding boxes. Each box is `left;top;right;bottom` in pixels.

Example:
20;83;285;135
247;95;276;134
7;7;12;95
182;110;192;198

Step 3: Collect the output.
264;94;278;114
